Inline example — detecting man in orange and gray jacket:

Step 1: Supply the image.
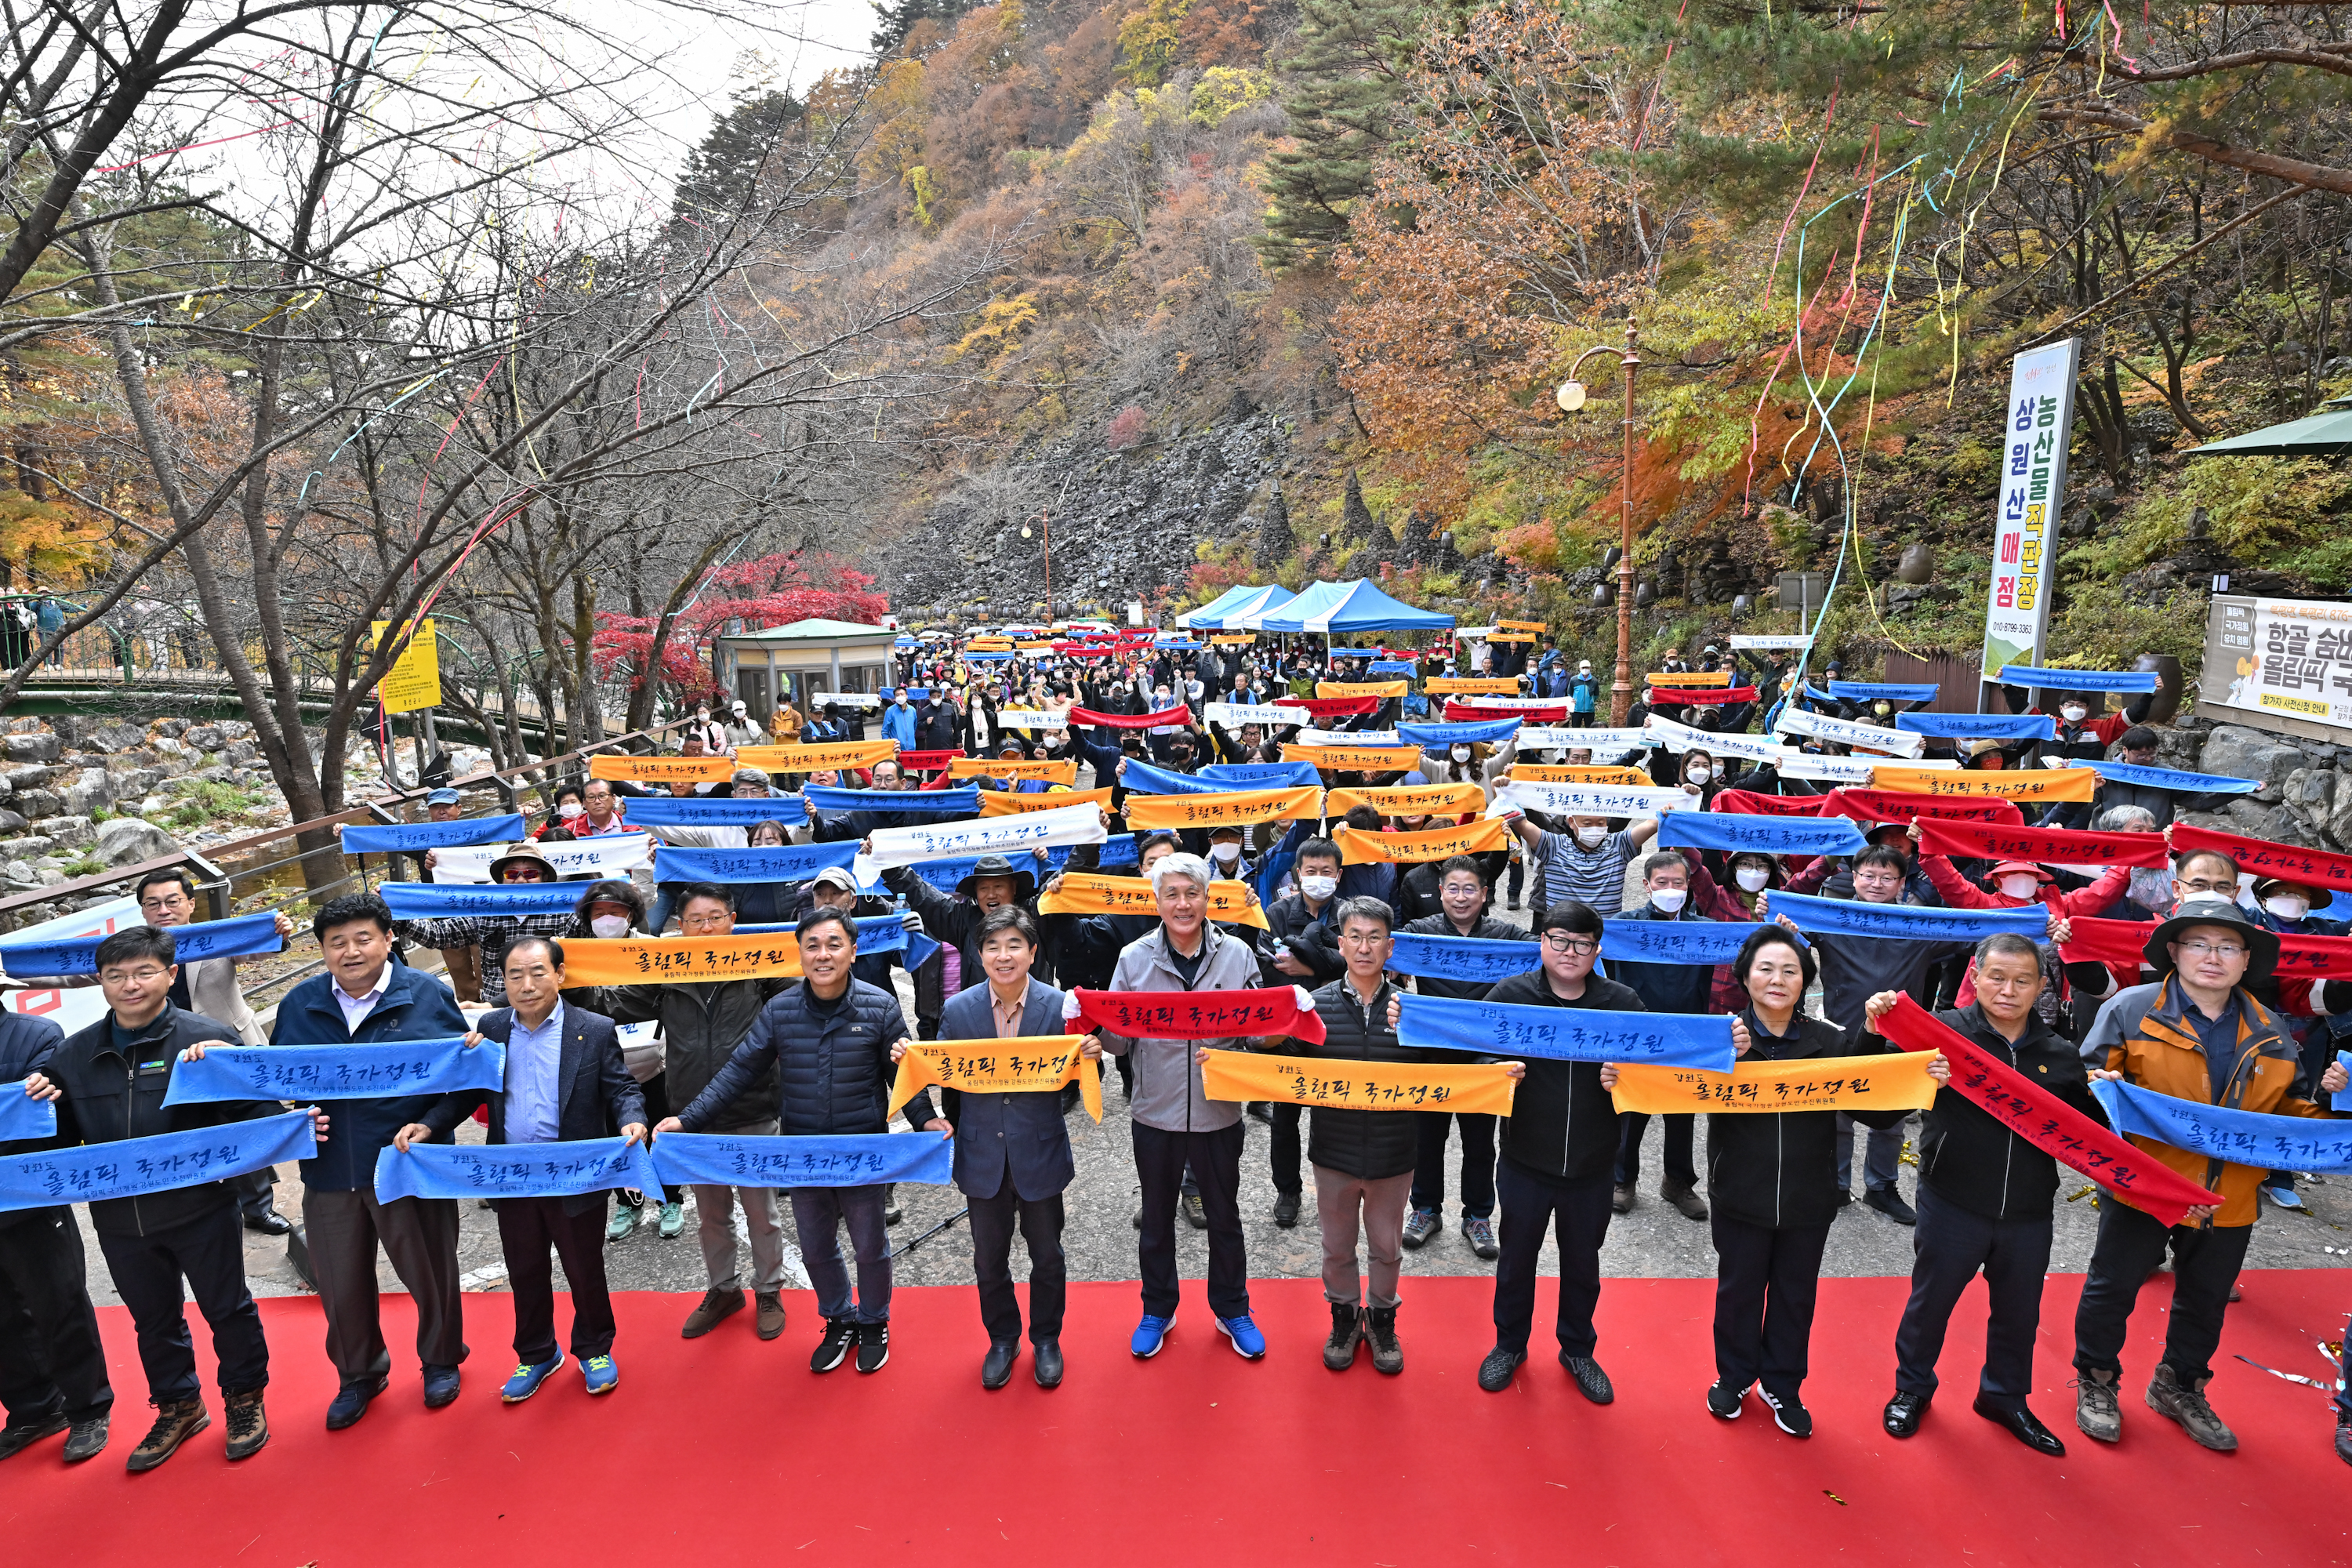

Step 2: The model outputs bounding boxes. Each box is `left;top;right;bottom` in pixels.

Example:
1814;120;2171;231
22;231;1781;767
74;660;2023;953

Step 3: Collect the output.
2067;898;2350;1454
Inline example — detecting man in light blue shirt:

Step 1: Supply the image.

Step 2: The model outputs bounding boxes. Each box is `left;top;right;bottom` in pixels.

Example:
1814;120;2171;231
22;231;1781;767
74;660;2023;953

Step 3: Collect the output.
505;999;564;1144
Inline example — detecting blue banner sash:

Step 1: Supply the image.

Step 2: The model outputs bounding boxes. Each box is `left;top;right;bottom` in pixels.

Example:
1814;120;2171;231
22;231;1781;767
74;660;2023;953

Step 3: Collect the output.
2338;1052;2352;1115
1997;665;2161;692
373;1136;665;1204
1771;889;2048;942
0;1083;57;1141
1828;681;1937;703
2084;760;2260;796
730;917;942;974
0;1110;316;1214
1656;811;1865;857
1601;919;1764;966
1896;712;2057;741
654;841;869;885
804;786;982;816
2092;1079;2352;1174
1200;761;1323;789
377;881;584;918
0;910;285;978
1399;718;1522;748
1120;760;1229;795
649;1130;955;1189
339;814;527;855
164;1039;506;1105
612;797;809;827
1396;993;1736;1070
1387;933;1540;984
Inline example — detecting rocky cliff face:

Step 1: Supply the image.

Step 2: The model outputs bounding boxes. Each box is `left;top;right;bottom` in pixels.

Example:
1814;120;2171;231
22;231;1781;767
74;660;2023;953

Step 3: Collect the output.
2169;720;2352;853
884;405;1290;623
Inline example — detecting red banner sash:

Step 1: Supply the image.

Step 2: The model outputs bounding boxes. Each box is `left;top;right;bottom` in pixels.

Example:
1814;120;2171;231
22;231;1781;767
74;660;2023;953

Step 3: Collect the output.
1876;996;2222;1227
1818;787;2026;827
1067;704;1194;730
1443;700;1569;723
1915;818;2169;869
1072;986;1327;1044
1270;695;1381;720
2062;913;2352;979
2169;824;2352;892
1650;685;1758;705
1711;789;1828;817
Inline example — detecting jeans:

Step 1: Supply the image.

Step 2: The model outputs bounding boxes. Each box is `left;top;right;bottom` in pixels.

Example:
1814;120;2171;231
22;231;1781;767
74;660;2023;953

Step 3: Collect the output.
1410;1111;1497;1218
647;884;682;935
1893;1184;2052;1411
1614;1112;1697;1189
1490;1160;1612;1358
1836;1112;1905;1195
499;1195;615;1363
96;1206;269;1404
1134;1120;1248;1320
0;1209;112;1425
967;1187;1065;1344
1315;1167;1413;1308
1710;1212;1829;1398
793;1184;892;1325
2073;1202;2252;1385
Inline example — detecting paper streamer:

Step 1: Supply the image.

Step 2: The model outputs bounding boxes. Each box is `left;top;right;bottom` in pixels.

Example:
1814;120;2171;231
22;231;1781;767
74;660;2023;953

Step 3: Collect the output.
164;1039;504;1105
1036;872;1268;930
339;814;527;855
1609;1051;1940;1115
886;1037;1101;1123
0;1111;316;1214
1072;986;1327;1044
374;1136;664;1205
1395;993;1736;1071
649;1130;954;1189
1202;1049;1517;1116
0;910;285;978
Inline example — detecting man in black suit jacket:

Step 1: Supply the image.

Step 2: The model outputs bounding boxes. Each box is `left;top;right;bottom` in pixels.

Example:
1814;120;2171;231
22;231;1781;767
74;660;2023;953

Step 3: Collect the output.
397;937;644;1404
916;906;1099;1389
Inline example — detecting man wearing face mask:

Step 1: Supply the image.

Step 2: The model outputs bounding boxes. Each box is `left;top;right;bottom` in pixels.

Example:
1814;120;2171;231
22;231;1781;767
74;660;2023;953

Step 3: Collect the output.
1506;807;1657;918
881;688;919;753
1603;853;1715;1221
1569;661;1599;727
2026;688;2151;827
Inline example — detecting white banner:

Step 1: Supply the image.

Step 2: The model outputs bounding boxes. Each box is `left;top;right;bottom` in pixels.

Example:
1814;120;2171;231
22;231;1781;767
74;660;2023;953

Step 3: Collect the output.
993;709;1069;730
1772;705;1927;757
1492;781;1691;818
434;833;655;884
0;894;141;1036
1643;715;1883;782
1728;635;1814;651
2203;595;2352;735
1517;727;1651;750
864;800;1107;869
1980;339;2079;680
1204;703;1305;729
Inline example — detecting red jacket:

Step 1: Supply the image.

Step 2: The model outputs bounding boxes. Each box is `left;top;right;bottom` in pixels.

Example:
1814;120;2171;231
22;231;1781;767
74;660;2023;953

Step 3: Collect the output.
1922;854;2128;1006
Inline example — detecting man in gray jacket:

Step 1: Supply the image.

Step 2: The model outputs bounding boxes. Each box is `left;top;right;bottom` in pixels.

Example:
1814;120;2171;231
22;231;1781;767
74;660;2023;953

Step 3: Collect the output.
1098;852;1269;1361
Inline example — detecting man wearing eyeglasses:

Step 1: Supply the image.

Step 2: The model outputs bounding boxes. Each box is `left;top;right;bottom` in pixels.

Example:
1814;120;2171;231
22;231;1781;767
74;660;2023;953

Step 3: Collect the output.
2068;898;2350;1454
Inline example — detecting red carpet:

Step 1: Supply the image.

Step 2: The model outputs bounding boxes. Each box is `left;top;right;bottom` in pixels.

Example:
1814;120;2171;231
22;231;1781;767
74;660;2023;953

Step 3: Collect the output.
6;1271;2348;1565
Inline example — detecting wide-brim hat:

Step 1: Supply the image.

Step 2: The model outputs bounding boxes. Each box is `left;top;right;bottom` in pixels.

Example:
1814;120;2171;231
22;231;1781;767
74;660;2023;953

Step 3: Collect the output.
488;841;557;880
955;853;1036;903
2144;897;2279;982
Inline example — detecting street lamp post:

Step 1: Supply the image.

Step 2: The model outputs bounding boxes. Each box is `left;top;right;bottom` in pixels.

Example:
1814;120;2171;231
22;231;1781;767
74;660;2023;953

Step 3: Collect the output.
1557;317;1642;724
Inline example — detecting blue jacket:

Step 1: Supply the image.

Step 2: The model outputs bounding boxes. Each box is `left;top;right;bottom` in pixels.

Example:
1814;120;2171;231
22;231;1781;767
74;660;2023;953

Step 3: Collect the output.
1569;673;1599;713
678;978;934;1137
421;1003;646;1217
938;979;1075;1201
0;1011;66;1225
271;959;470;1192
881;702;918;750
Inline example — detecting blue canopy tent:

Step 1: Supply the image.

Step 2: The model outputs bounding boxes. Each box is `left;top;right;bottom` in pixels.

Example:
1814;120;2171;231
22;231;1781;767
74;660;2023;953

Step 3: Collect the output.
1208;583;1300;631
1259;578;1456;634
1175;584;1258;629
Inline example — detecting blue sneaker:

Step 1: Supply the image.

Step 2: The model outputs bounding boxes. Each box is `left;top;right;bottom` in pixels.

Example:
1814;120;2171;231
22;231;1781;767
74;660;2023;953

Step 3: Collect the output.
2266;1185;2307;1211
1216;1313;1267;1359
1131;1312;1176;1358
581;1355;619;1396
499;1352;564;1403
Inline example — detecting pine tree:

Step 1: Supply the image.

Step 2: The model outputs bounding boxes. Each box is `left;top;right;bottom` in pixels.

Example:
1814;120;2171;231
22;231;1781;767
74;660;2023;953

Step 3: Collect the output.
1255;0;1435;270
871;0;977;56
672;88;806;227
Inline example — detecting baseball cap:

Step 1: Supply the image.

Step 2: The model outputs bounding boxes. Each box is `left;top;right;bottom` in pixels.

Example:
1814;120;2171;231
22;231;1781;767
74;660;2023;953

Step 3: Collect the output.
809;866;859;893
424;788;461;806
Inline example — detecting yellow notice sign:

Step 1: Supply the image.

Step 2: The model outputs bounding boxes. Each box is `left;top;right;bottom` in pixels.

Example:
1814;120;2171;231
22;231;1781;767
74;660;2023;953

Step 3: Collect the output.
370;619;441;713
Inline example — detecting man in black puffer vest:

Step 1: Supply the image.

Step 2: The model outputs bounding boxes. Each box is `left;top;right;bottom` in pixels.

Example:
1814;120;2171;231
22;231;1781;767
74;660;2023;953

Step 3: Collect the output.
665;908;943;1378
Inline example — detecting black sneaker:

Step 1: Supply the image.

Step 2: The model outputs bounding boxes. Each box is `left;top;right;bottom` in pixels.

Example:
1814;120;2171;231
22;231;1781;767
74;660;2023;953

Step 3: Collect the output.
1706;1381;1744;1420
1477;1348;1525;1393
0;1411;67;1461
855;1321;890;1374
811;1317;857;1374
1761;1387;1813;1437
2337;1410;2352;1468
1272;1191;1301;1229
1560;1354;1615;1405
1863;1188;1918;1226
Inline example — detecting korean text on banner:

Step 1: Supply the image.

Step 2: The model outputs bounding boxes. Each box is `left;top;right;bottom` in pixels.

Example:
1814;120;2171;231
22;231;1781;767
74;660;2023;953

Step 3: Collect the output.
1201;1049;1516;1116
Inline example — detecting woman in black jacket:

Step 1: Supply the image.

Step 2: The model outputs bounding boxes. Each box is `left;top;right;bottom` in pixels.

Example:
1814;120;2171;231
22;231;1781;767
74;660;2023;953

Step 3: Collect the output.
1613;925;1910;1438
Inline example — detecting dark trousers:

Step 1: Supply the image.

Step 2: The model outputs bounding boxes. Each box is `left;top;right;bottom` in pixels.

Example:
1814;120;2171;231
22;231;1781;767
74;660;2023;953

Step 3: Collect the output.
1711;1212;1830;1398
1835;1112;1904;1194
0;1209;112;1425
2073;1201;2252;1385
1411;1111;1497;1218
792;1184;892;1324
231;1167;278;1220
967;1186;1065;1345
304;1186;466;1387
1134;1120;1247;1319
1490;1160;1612;1357
1893;1183;2052;1410
96;1204;268;1404
1269;1101;1302;1196
497;1196;616;1364
1614;1112;1697;1189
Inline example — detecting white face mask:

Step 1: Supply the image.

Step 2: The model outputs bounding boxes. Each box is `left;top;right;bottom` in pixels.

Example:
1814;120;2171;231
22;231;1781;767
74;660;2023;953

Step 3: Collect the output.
1734;867;1770;892
1686;766;1711;785
1299;874;1339;902
557;802;583;818
1451;745;1472;762
1210;842;1241;864
1650;887;1688;913
2265;894;2310;922
590;914;632;938
2060;704;2087;722
1999;876;2042;900
1575;826;1609;849
695;710;710;723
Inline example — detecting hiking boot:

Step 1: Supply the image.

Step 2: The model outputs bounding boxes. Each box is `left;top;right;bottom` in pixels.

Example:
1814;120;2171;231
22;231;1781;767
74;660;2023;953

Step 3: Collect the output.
1323;1302;1363;1370
2147;1363;2237;1451
1661;1180;1709;1221
1400;1207;1439;1249
1611;1184;1635;1214
1272;1191;1301;1229
755;1290;787;1341
126;1399;208;1472
681;1285;746;1339
1461;1214;1500;1259
1364;1306;1403;1374
63;1415;108;1463
1181;1192;1207;1230
2073;1368;2122;1443
223;1390;269;1461
0;1411;67;1461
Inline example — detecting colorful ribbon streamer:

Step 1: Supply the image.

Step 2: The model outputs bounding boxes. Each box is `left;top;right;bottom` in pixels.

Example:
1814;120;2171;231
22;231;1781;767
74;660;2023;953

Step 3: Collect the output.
735;740;900;772
1494;780;1691;817
1996;665;2161;692
1656;811;1865;857
2085;760;2261;797
1608;1050;1940;1116
652;841;870;886
1387;932;1541;983
1870;764;2097;802
1201;1049;1517;1116
1600;918;1764;965
2168;825;2352;891
1068;703;1195;730
1398;718;1522;747
1123;786;1324;830
2092;1079;2352;1175
587;753;735;785
1283;742;1426;773
1395;993;1737;1070
1817;787;2025;827
1771;889;2049;942
163;1039;503;1105
1915;818;2168;869
886;1038;1102;1123
1323;782;1488;816
946;756;1079;785
978;786;1114;816
377;881;590;918
863;801;1106;869
613;797;810;827
1895;712;2056;741
1200;760;1325;789
804;785;982;816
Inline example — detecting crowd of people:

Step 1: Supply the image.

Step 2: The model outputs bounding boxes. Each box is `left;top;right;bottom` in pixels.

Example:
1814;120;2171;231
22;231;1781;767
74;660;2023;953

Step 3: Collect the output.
3;622;2350;1486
